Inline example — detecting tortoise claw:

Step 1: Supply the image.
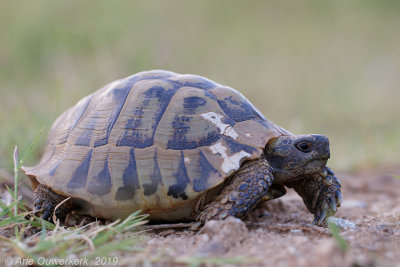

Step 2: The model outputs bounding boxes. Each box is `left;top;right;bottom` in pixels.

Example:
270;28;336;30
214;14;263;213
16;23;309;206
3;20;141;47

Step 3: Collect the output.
312;207;328;225
337;191;343;205
328;197;337;212
41;210;52;221
34;198;42;207
312;215;320;225
326;167;334;176
318;208;327;224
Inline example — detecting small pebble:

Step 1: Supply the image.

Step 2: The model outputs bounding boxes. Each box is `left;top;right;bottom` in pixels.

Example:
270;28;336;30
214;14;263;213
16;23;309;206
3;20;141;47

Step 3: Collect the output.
327;217;357;231
159;229;175;237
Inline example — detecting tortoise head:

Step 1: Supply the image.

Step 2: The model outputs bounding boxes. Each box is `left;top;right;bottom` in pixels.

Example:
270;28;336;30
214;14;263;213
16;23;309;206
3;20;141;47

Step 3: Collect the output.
265;134;330;183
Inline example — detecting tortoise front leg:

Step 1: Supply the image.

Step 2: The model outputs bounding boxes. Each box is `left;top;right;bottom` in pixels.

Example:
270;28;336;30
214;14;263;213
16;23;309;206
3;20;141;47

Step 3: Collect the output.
197;159;273;222
34;184;72;221
287;167;342;225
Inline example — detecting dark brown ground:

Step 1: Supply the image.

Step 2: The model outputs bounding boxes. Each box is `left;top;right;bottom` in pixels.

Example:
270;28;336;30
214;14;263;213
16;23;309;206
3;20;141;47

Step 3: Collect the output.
1;167;400;266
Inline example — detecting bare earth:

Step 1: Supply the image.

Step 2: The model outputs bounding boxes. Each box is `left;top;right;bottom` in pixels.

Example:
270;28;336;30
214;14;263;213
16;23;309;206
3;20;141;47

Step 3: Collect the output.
124;167;400;267
1;167;400;266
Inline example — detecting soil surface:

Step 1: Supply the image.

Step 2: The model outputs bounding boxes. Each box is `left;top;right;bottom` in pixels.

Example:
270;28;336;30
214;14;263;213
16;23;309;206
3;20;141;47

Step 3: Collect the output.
127;167;400;267
1;167;400;267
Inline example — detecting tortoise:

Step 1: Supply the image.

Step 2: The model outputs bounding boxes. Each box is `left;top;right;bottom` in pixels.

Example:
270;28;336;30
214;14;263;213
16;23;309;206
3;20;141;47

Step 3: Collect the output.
22;70;341;225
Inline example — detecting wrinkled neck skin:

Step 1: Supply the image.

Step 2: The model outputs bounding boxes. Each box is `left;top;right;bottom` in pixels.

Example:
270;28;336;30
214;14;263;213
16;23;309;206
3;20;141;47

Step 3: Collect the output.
270;162;328;184
264;134;330;184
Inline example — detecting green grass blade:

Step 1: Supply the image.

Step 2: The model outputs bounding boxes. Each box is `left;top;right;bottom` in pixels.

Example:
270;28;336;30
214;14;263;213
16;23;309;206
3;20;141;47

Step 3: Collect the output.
0;199;13;217
328;220;349;252
18;127;46;167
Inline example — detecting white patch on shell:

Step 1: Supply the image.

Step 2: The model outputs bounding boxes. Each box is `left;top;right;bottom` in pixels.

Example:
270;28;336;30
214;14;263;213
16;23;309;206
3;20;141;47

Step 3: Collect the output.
201;112;238;140
209;142;251;174
245;133;252;137
184;157;191;163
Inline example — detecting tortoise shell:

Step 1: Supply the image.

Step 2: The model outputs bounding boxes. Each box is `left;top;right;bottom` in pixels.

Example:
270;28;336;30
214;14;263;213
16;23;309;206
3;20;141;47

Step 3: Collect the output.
22;70;291;220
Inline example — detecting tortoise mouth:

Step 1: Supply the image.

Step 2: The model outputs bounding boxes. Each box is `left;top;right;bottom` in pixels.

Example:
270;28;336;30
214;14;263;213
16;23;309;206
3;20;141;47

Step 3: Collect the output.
302;156;329;175
312;156;329;163
308;153;330;164
310;156;328;164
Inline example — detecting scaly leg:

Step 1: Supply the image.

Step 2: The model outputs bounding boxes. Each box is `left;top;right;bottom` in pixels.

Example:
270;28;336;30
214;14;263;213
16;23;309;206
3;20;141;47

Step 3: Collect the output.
34;184;72;221
197;159;274;223
287;167;342;225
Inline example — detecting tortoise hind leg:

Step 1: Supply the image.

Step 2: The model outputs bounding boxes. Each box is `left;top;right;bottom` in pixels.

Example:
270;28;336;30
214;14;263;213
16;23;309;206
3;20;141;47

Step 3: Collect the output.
34;184;72;221
197;159;274;222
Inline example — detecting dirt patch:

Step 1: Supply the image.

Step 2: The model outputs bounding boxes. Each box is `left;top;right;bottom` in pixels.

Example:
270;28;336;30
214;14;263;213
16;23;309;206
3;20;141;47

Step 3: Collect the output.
126;167;400;266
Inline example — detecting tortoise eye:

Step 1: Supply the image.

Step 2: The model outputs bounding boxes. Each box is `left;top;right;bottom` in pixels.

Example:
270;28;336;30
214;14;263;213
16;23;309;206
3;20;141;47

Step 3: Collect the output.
296;142;312;153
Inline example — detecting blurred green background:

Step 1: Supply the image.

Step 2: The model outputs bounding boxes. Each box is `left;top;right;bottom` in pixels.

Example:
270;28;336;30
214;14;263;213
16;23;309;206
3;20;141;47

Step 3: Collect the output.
1;0;399;172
